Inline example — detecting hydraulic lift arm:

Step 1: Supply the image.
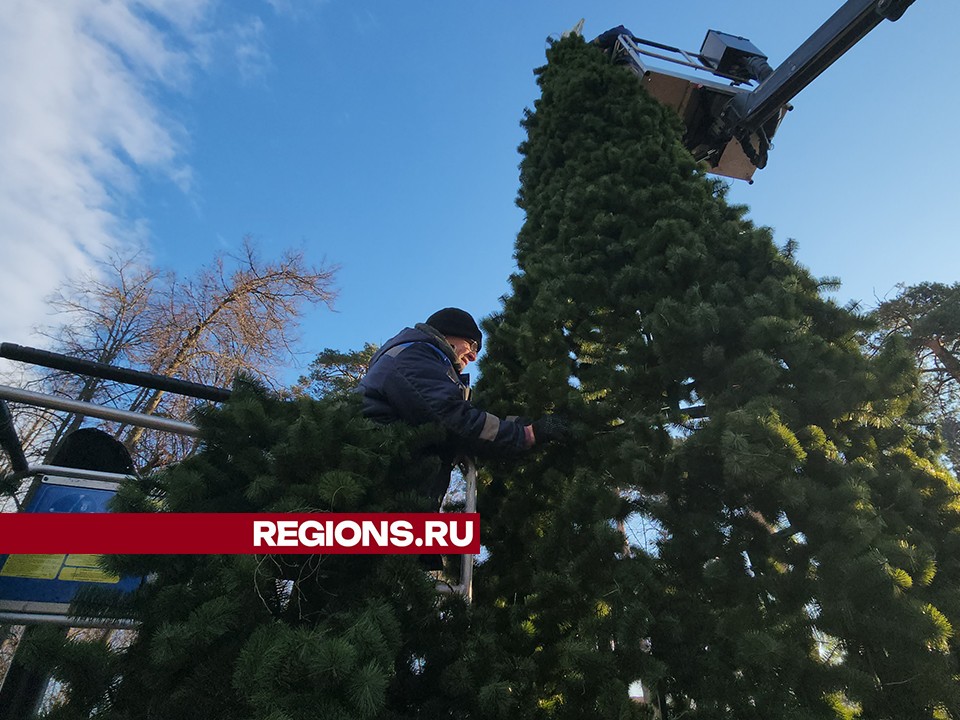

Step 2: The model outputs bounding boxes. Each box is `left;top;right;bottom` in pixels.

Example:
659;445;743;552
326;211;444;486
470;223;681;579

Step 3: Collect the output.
719;0;916;163
602;0;918;180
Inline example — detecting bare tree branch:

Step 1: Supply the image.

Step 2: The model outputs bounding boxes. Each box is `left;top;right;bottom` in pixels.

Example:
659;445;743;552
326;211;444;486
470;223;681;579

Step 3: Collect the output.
2;240;338;473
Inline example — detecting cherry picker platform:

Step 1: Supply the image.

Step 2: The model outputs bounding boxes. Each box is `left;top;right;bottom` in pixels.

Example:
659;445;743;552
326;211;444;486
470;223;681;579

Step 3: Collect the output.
597;0;917;181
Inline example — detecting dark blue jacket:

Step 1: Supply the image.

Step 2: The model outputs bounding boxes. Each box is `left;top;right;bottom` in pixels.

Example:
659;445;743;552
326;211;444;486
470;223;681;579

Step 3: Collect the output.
358;324;529;456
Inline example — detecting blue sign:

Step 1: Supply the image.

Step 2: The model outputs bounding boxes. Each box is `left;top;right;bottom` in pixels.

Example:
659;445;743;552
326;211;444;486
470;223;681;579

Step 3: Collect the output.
0;475;142;625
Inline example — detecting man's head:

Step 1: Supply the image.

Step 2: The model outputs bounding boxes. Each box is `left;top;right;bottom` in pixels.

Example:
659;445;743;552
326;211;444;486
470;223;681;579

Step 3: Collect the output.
427;307;482;368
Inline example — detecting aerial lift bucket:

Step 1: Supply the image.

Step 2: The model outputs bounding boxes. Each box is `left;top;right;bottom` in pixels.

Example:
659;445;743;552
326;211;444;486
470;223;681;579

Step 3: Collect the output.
0;342;478;604
601;30;789;182
598;0;920;181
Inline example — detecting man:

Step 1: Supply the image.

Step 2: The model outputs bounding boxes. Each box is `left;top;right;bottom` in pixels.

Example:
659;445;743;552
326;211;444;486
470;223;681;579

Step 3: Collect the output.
358;307;569;505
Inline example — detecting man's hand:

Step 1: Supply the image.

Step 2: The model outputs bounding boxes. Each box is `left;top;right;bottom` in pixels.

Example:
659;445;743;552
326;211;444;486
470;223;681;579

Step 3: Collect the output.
531;415;573;444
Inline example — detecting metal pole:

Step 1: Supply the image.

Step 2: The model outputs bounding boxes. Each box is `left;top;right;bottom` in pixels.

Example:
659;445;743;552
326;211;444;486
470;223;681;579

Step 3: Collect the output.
459;459;477;601
0;613;138;630
4;465;136;485
435;459;477;602
0;385;200;437
0;343;231;403
0;400;28;473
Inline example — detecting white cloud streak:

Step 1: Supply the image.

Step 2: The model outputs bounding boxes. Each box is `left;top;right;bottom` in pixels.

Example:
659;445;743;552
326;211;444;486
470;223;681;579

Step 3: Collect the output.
0;0;216;345
232;16;271;85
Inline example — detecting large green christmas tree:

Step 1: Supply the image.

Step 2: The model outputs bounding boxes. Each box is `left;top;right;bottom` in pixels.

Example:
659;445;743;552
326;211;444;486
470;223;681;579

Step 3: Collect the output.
15;32;960;720
472;34;960;718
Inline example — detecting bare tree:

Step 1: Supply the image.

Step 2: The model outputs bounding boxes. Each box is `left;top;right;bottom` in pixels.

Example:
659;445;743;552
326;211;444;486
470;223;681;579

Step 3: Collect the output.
2;238;337;474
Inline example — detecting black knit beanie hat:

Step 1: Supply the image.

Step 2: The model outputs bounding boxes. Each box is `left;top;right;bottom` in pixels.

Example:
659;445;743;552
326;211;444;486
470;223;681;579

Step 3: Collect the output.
426;308;482;351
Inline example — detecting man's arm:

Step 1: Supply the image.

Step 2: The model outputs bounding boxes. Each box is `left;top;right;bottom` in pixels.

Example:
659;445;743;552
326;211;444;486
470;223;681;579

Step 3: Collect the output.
380;343;530;454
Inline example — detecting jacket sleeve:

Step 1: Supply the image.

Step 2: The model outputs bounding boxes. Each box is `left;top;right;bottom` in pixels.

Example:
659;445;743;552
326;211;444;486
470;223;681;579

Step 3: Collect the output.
380;343;529;455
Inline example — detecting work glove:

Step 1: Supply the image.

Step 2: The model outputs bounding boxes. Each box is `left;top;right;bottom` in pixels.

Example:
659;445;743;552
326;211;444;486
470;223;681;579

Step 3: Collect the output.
532;414;573;444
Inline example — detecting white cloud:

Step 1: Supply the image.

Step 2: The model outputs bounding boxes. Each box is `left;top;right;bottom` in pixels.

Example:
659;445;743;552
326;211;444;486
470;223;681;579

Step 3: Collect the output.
0;0;217;345
232;16;271;85
265;0;328;20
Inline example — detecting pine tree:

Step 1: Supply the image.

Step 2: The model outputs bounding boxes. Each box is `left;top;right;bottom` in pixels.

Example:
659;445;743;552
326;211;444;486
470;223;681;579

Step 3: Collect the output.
871;282;960;466
473;34;960;719
293;344;379;399
14;383;472;720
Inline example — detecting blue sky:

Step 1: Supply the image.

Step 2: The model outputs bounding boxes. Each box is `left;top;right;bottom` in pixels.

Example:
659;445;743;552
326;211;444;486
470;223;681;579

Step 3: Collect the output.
1;0;956;383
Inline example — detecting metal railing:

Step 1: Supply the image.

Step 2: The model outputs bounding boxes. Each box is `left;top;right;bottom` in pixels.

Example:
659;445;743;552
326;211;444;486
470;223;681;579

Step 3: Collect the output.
0;343;231;403
1;343;479;604
0;385;200;438
436;458;477;603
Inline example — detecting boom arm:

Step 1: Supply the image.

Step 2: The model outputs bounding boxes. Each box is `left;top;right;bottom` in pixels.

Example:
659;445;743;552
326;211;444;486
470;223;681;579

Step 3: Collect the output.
720;0;916;149
601;0;917;180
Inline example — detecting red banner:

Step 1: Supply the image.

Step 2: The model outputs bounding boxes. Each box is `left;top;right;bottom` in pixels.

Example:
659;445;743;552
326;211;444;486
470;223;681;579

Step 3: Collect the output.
0;513;480;554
